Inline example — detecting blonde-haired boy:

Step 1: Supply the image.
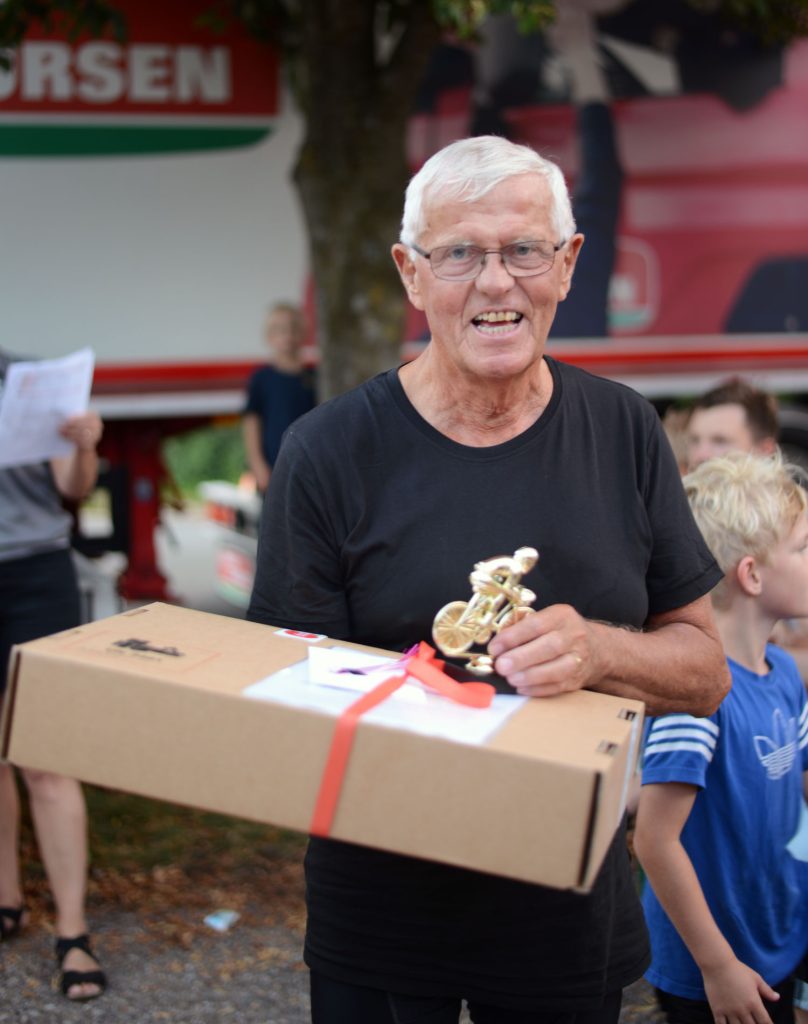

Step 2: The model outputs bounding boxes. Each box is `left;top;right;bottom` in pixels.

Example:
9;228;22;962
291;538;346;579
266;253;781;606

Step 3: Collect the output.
635;451;808;1024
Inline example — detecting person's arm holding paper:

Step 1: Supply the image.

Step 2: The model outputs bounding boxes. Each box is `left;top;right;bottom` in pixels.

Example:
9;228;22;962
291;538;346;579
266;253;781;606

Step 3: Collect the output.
51;410;103;499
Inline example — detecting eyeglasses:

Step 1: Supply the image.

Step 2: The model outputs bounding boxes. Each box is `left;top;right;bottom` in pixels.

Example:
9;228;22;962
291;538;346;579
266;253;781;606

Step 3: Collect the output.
406;239;566;282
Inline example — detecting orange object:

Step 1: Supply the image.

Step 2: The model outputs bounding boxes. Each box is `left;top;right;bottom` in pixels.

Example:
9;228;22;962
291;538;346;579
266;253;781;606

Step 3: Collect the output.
309;643;494;837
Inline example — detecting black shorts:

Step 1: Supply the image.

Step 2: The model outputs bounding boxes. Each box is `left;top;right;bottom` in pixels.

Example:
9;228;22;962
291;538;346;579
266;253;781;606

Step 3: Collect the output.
0;548;80;696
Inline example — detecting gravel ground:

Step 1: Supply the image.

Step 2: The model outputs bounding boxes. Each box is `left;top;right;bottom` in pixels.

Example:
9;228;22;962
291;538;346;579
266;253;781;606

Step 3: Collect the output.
2;906;664;1024
1;905;310;1024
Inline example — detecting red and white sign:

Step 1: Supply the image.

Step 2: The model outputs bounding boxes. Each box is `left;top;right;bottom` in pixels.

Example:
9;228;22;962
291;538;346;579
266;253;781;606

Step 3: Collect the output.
0;1;277;121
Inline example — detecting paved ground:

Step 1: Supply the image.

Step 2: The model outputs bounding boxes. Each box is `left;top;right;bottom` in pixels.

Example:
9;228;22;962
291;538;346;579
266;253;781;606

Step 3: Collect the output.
2;906;309;1024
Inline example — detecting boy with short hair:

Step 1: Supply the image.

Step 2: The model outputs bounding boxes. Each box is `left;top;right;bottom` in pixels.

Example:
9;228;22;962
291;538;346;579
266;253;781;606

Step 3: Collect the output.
635;451;808;1024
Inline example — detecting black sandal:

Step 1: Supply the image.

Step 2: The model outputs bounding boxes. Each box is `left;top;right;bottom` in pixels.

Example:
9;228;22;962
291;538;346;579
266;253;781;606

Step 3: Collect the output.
54;933;107;1002
0;904;25;941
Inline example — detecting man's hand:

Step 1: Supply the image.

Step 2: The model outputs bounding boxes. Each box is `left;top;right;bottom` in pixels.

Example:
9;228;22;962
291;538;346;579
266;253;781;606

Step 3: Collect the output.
254;462;271;493
59;411;103;452
51;411;103;499
489;594;729;715
488;603;595;697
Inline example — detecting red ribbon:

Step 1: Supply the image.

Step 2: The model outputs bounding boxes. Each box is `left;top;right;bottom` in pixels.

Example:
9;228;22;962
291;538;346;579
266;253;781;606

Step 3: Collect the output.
309;642;495;837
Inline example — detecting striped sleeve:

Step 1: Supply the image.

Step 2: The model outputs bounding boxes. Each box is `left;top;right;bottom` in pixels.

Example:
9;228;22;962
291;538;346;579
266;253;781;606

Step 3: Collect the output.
642;713;720;788
800;698;808;770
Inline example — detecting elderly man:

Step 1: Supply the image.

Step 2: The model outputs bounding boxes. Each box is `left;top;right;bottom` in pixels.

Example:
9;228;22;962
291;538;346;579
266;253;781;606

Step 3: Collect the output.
247;135;729;1024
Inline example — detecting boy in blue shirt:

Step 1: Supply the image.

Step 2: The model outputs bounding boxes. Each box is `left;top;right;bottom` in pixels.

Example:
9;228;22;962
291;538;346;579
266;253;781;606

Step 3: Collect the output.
635;451;808;1024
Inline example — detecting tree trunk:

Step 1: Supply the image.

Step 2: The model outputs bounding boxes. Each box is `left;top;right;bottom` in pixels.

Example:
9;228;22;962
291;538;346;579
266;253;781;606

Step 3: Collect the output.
294;136;411;400
292;0;441;400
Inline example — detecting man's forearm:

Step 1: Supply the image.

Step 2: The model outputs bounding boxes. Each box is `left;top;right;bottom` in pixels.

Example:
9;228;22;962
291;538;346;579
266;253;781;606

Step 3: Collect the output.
587;614;730;716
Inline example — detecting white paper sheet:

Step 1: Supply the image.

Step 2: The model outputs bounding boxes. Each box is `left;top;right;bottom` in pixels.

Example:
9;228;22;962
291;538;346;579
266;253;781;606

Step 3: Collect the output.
0;348;95;468
306;646;424;702
242;645;526;746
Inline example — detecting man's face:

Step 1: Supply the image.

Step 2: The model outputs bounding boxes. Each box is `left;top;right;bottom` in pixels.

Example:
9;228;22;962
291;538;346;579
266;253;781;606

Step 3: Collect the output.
686;403;759;471
392;174;582;383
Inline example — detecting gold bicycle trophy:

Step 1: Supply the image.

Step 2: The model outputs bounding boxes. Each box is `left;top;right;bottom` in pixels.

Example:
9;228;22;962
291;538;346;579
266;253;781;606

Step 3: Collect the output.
431;547;539;675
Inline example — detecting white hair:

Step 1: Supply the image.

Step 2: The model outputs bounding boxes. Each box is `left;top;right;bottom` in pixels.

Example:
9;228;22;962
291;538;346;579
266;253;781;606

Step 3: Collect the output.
400;135;576;246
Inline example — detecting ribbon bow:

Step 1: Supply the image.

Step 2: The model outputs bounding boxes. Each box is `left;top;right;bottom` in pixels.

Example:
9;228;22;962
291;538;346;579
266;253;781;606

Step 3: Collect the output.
310;641;495;837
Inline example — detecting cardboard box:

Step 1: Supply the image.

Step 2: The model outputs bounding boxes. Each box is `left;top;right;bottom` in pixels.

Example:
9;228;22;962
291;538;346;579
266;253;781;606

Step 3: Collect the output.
0;602;643;891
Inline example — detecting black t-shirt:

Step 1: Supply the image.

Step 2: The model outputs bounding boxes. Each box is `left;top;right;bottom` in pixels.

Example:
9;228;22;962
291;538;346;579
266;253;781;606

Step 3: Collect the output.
247;358;722;1010
244;365;316;468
